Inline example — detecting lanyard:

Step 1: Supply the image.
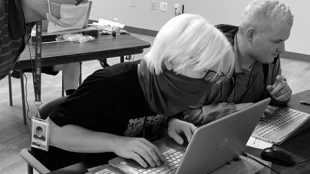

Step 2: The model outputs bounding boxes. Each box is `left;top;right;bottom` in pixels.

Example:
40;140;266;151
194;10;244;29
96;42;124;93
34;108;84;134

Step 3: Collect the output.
32;21;42;108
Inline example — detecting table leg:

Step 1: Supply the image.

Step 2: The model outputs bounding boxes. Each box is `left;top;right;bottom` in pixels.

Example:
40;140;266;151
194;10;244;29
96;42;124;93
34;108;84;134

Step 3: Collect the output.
125;55;135;62
79;62;82;85
120;56;124;63
62;75;64;97
8;72;13;106
20;70;27;125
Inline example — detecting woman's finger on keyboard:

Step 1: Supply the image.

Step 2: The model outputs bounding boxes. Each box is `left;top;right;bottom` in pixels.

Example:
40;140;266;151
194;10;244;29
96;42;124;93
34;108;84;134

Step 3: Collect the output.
141;138;165;161
135;146;157;167
131;152;148;168
139;139;163;166
168;129;184;145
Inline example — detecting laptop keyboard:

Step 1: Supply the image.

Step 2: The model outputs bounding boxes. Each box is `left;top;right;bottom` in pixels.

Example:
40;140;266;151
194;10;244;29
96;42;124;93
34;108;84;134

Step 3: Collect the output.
94;169;116;174
121;148;185;174
253;108;309;138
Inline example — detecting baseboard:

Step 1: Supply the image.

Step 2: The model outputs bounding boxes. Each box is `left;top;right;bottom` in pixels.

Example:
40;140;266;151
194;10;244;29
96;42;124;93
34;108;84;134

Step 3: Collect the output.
116;26;310;62
123;26;158;37
282;51;310;62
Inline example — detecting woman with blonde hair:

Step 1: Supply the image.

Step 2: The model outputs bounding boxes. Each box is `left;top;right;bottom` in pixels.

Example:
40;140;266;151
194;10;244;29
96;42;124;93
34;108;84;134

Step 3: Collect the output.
39;14;235;170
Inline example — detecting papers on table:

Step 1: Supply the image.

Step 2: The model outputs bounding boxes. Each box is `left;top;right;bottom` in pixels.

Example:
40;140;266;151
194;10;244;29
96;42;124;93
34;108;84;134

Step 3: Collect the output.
246;136;273;150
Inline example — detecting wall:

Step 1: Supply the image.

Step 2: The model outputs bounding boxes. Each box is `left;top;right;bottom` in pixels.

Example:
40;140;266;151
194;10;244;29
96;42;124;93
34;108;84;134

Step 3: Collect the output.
89;0;310;55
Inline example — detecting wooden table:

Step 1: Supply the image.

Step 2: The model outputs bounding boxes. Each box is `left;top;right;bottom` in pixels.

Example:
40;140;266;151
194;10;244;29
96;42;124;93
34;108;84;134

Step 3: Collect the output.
47;90;310;174
11;34;150;125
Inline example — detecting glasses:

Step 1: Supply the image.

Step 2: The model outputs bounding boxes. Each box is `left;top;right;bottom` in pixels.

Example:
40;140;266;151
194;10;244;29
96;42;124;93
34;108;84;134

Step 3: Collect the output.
203;70;227;84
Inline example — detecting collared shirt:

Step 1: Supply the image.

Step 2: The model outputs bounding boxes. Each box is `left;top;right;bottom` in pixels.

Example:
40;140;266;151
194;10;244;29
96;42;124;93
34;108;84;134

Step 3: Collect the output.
224;33;266;103
183;24;283;126
0;0;34;80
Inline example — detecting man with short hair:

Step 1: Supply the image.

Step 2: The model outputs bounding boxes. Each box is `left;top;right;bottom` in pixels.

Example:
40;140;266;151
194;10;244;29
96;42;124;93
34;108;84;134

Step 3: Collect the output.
183;0;293;125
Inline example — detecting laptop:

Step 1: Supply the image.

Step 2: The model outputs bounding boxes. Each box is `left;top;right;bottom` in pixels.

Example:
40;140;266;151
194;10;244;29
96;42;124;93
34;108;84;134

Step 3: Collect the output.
109;98;270;174
252;107;310;145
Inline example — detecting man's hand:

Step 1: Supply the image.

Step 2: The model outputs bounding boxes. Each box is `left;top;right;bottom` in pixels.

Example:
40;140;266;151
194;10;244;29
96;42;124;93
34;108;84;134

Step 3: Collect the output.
76;0;86;5
112;136;165;168
267;75;292;102
167;118;197;145
263;105;279;117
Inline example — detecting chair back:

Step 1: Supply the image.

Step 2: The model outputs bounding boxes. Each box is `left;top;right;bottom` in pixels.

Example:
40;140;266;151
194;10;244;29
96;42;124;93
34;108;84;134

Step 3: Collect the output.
30;96;82;171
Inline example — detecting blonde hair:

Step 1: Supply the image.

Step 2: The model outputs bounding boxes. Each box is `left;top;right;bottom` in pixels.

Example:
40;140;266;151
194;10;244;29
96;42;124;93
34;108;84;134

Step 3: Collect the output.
241;0;294;31
143;14;235;77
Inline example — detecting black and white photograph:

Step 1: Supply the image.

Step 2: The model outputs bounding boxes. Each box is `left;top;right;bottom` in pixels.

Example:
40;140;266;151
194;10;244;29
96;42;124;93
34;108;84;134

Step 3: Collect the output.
0;0;310;173
31;118;49;151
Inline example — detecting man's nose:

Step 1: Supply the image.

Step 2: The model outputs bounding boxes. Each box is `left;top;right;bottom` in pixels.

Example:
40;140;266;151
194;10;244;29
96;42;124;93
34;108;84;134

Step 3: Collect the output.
277;42;285;53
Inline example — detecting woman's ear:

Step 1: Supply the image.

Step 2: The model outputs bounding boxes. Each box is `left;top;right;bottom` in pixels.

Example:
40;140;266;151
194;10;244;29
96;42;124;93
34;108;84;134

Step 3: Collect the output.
165;61;173;71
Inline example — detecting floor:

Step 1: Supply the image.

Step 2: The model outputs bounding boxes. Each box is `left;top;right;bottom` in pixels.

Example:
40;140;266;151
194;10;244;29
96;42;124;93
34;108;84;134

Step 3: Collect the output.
1;33;310;174
0;33;153;174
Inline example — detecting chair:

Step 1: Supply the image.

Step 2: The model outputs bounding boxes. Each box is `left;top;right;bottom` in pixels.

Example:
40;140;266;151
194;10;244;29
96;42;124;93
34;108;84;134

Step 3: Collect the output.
8;62;82;125
20;96;67;174
20;149;50;174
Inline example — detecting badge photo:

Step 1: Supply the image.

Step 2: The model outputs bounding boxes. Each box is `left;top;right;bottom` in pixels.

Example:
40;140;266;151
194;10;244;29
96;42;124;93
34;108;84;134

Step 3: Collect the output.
31;118;49;151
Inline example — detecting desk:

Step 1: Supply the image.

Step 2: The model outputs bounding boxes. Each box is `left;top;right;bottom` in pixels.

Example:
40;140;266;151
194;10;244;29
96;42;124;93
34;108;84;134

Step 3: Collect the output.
46;90;310;174
247;90;310;174
11;34;150;125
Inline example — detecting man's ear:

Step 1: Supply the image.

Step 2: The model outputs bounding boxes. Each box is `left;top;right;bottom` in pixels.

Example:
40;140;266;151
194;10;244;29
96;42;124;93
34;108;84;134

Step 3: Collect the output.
246;27;255;44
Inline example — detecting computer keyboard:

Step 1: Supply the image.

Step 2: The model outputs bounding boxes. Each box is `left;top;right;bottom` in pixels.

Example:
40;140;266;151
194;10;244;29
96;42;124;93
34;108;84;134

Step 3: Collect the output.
121;148;185;174
252;108;310;143
94;168;116;174
219;157;243;172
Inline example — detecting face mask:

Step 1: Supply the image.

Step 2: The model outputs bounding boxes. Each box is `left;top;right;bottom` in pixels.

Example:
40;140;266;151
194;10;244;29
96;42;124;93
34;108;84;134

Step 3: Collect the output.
45;0;89;28
138;59;213;117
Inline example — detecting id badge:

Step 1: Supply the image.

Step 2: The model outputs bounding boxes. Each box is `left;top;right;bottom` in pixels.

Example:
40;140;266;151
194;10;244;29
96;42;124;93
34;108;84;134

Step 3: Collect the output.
31;117;49;151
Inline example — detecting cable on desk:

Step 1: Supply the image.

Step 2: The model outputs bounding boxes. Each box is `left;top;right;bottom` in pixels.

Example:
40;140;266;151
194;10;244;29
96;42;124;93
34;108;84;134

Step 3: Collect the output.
296;158;310;165
241;152;281;174
23;40;36;121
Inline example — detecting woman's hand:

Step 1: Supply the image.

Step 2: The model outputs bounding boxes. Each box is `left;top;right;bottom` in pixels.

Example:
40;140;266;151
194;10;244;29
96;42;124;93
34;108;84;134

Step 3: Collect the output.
167;118;197;145
112;136;165;168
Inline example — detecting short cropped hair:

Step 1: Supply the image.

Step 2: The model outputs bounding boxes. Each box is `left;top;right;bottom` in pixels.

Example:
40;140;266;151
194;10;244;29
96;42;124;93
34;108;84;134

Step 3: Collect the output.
241;0;294;31
36;126;43;132
144;14;235;77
